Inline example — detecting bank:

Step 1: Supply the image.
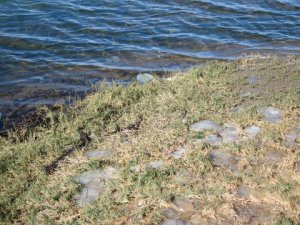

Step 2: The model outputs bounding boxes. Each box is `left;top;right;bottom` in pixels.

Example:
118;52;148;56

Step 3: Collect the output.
0;55;299;224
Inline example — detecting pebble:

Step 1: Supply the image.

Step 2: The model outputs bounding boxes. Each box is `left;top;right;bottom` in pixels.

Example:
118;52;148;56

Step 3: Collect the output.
173;198;195;212
235;186;252;198
234;204;273;224
74;182;107;207
164;219;192;225
130;165;141;173
246;76;258;84
75;167;119;185
285;127;300;147
170;147;189;159
205;135;222;145
239;91;252;97
243;125;261;138
190;120;221;132
232;106;246;114
111;56;120;62
166;76;177;81
148;160;164;169
160;208;179;219
264;151;284;163
74;167;119;207
136;73;154;84
173;169;195;185
218;125;239;143
209;150;238;172
84;149;111;159
257;107;283;123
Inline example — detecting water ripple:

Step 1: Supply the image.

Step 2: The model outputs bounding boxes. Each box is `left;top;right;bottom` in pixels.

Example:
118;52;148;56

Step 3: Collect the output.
0;0;299;119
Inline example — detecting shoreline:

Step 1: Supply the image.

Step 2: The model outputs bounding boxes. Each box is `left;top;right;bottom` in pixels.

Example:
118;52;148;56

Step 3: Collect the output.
1;55;300;224
0;53;296;132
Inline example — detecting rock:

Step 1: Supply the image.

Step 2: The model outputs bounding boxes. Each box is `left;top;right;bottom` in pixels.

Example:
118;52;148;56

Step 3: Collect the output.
232;106;245;114
205;135;222;145
136;73;154;84
111;56;120;62
73;182;107;207
257;107;283;123
85;149;111;159
170;147;189;159
148;160;164;170
243;125;261;138
218;125;239;143
130;165;141;173
173;198;195;212
239;91;252;97
190;120;221;132
164;219;192;225
234;204;273;224
75;167;119;185
209;150;238;172
160;208;179;219
285;127;300;147
235;186;252;198
264;151;284;163
166;76;177;81
189;214;208;225
246;76;258;84
173;169;195;185
295;135;300;144
73;167;119;207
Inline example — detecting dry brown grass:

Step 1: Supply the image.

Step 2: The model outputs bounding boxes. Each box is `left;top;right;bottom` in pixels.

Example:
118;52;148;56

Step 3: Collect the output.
0;55;299;224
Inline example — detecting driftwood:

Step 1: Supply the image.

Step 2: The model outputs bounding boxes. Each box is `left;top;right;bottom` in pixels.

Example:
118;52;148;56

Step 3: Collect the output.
45;128;91;175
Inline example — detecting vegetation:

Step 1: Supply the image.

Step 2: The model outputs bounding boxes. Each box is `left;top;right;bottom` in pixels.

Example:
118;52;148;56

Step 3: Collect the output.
0;55;299;224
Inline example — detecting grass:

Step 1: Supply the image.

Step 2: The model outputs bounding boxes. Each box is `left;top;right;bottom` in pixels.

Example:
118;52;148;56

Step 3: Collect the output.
0;55;300;224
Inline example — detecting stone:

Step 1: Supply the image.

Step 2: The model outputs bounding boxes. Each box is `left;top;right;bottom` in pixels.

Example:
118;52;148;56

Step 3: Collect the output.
173;198;195;212
190;120;221;132
136;73;154;84
246;76;258;84
166;76;177;81
257;107;283;123
239;91;252;97
235;186;251;198
264;151;284;163
209;150;238;172
160;208;179;219
84;149;111;159
164;219;192;225
111;56;120;62
218;125;239;143
285;127;300;147
130;165;141;173
234;204;273;224
205;135;222;145
232;106;245;114
73;182;107;207
170;147;188;159
174;169;195;184
243;125;261;138
74;167;120;207
148;160;164;169
75;167;119;185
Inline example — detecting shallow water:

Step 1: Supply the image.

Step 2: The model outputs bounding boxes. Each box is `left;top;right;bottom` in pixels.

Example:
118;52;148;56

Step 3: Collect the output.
0;0;300;122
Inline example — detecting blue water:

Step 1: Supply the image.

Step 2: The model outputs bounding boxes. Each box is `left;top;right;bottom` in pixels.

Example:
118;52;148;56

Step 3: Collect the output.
0;0;300;121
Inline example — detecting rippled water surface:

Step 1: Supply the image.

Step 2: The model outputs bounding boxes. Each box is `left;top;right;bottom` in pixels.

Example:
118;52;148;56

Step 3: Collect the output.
0;0;300;122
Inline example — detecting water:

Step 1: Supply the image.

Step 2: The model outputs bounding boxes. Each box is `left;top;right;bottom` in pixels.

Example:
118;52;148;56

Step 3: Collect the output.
0;0;300;124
